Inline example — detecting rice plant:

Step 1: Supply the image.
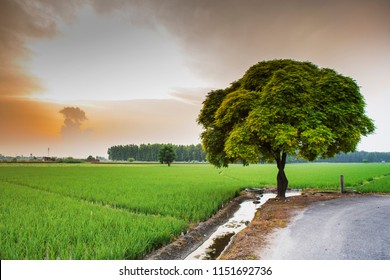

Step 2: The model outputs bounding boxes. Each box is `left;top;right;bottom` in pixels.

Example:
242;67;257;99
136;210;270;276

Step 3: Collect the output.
0;163;389;259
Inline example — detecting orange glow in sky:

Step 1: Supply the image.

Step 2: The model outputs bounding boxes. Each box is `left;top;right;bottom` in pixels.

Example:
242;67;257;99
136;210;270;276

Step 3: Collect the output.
1;0;389;158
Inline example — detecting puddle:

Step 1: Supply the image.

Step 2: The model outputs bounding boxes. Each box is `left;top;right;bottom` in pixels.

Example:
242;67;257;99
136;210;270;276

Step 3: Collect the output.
185;190;300;260
201;232;235;260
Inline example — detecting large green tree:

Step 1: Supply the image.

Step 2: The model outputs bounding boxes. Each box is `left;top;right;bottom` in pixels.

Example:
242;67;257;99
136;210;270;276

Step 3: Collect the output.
198;59;375;197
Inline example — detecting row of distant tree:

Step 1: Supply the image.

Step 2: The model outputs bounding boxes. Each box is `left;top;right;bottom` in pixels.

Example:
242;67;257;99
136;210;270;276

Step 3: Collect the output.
107;143;207;162
287;151;390;163
107;144;389;163
2;149;388;164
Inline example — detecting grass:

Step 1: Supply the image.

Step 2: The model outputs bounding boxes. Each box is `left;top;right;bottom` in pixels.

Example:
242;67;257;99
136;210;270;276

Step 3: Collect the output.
0;164;249;222
0;162;389;259
217;163;390;191
354;175;390;193
0;181;187;259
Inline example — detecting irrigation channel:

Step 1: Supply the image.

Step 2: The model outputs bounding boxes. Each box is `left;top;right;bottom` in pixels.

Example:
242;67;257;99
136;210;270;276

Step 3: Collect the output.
185;190;301;260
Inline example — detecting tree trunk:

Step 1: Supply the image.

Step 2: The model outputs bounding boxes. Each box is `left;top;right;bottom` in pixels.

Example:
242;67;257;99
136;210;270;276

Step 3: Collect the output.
276;152;288;198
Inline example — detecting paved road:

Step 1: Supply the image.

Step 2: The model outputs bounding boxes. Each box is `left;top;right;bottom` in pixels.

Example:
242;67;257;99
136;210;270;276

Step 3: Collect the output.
261;195;390;260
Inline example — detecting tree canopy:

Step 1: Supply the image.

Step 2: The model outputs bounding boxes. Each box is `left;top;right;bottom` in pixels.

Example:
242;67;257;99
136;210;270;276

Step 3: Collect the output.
198;59;375;197
158;144;176;166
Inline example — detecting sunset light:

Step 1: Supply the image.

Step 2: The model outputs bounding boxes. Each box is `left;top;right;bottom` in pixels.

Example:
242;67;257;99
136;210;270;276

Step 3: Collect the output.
1;0;389;158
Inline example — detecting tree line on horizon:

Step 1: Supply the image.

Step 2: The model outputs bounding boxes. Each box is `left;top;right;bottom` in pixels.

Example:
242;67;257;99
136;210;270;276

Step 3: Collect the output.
288;151;390;164
107;143;207;162
0;148;388;164
106;143;389;163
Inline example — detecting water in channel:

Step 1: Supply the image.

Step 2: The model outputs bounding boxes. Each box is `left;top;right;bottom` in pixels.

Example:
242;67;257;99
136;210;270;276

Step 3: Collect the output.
185;191;300;260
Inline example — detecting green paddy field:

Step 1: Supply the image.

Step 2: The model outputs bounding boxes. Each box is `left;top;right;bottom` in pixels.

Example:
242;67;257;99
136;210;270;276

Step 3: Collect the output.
1;163;389;259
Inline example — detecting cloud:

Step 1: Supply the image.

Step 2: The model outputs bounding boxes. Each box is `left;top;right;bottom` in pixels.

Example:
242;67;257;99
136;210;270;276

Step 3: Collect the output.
4;0;389;97
1;0;389;157
0;97;62;156
169;87;213;106
146;0;390;84
3;0;389;96
58;106;93;156
0;0;86;98
0;1;90;157
59;106;88;138
86;0;390;90
85;98;203;146
0;0;47;97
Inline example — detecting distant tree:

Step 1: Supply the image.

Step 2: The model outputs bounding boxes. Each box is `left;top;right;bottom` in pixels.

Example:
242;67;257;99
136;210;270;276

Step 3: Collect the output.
158;144;176;166
86;155;95;161
198;59;375;197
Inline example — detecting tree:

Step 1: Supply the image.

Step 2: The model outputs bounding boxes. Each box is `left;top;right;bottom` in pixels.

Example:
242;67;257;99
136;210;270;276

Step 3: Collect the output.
198;59;375;197
158;144;176;166
86;155;96;162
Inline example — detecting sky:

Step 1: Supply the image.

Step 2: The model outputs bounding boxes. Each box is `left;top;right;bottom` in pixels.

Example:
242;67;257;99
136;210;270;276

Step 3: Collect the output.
1;0;389;158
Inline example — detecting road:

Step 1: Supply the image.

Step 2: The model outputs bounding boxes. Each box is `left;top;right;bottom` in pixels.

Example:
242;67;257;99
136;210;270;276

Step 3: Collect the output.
260;195;390;260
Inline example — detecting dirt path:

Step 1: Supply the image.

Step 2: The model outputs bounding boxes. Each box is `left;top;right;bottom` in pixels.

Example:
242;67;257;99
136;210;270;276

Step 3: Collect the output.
145;189;365;260
220;190;361;260
258;195;390;260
